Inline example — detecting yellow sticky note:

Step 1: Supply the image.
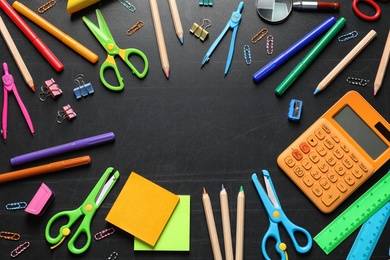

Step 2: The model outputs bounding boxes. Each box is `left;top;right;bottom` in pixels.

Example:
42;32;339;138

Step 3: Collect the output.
134;195;190;251
106;172;179;246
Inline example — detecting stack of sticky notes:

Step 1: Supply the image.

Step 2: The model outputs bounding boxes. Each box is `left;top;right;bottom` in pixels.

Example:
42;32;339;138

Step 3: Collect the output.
106;172;190;251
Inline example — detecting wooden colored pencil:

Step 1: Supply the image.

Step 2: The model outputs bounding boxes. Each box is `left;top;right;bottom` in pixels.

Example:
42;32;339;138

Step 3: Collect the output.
374;30;390;96
202;187;222;260
235;186;245;260
314;30;377;95
149;0;170;78
220;185;233;260
0;16;34;91
168;0;184;44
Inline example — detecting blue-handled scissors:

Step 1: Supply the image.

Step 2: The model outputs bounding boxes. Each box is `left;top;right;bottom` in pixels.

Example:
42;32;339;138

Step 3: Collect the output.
352;0;383;21
83;9;148;91
45;168;119;254
252;171;312;260
201;1;244;75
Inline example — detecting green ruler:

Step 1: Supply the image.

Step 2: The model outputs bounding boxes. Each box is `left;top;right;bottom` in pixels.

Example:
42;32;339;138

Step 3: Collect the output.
314;170;390;255
346;201;390;259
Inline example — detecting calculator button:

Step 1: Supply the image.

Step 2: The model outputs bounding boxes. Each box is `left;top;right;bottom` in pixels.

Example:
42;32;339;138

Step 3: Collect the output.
351;167;363;179
340;142;349;153
310;169;322;180
312;185;323;197
321;123;331;133
284;156;295;167
303;175;314;187
344;174;355;186
321;187;340;206
319;178;331;190
349;152;359;162
309;152;320;163
299;142;311;154
331;133;340;143
316;145;327;156
336;181;348;193
318;161;329;173
327;171;338;183
314;128;326;140
325;155;337;166
292;149;303;161
307;135;318;146
358;162;369;172
301;159;312;170
334;164;346;176
342;158;353;169
293;165;305;177
333;148;344;159
324;138;335;150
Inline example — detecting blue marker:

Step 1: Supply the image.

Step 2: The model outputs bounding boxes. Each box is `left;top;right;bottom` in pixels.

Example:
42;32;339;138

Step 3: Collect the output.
252;16;337;84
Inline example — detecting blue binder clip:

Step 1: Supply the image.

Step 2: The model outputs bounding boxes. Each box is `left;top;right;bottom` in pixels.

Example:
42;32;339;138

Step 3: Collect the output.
73;74;94;99
288;99;302;121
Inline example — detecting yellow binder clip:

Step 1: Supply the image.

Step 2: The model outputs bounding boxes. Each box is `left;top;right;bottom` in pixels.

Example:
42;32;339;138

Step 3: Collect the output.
190;18;211;42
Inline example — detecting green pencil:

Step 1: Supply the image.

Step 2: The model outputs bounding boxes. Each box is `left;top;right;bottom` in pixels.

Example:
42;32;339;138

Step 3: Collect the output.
275;17;347;96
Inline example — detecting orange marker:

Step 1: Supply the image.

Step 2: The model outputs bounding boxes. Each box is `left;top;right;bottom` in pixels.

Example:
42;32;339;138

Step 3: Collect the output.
0;156;91;183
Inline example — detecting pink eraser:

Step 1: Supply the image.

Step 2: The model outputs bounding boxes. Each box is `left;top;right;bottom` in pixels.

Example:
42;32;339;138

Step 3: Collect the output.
25;183;55;216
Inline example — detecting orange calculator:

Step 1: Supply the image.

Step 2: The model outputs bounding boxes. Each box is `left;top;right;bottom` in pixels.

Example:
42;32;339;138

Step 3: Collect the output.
277;91;390;213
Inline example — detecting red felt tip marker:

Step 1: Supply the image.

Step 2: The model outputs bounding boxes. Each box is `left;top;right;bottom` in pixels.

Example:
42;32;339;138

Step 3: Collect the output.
293;1;340;11
0;0;64;72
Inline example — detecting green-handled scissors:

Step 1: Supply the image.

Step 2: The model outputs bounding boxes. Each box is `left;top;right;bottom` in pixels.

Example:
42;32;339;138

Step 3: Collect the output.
83;9;148;91
45;167;120;254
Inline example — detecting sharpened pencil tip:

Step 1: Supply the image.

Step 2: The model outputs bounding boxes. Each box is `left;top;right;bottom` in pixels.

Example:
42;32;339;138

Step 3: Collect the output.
221;184;225;190
202;187;207;194
31;86;35;92
179;37;184;45
313;89;320;95
239;185;244;192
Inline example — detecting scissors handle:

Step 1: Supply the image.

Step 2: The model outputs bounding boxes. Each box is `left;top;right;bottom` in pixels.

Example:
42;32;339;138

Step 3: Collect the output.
352;0;381;21
100;48;148;91
45;208;92;254
45;209;81;244
283;216;312;253
262;221;287;260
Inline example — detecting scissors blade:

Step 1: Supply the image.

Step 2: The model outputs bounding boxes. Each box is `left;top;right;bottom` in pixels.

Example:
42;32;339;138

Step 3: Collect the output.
95;169;119;206
95;9;115;43
262;170;280;208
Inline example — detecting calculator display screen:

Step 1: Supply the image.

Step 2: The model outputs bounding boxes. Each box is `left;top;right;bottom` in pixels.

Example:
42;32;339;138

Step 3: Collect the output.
333;105;388;159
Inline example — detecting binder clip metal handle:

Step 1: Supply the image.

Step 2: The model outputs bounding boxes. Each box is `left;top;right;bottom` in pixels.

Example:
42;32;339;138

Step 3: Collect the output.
39;78;62;101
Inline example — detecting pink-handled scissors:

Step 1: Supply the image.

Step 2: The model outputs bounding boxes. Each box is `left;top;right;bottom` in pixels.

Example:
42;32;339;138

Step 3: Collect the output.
2;62;34;143
352;0;382;21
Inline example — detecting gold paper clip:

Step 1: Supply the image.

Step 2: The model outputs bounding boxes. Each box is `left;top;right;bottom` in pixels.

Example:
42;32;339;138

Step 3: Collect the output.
10;242;30;258
0;231;20;241
127;21;144;36
251;28;268;44
38;0;56;13
56;104;77;124
190;18;211;42
94;227;115;240
6;202;27;211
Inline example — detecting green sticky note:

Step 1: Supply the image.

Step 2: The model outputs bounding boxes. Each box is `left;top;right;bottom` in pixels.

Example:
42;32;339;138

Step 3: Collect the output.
134;195;190;251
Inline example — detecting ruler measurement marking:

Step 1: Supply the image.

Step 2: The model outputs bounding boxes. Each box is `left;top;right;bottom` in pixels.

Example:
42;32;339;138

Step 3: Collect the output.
314;170;390;255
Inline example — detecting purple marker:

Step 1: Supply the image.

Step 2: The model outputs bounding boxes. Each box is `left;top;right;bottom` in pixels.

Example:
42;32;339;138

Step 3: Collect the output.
10;132;115;166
